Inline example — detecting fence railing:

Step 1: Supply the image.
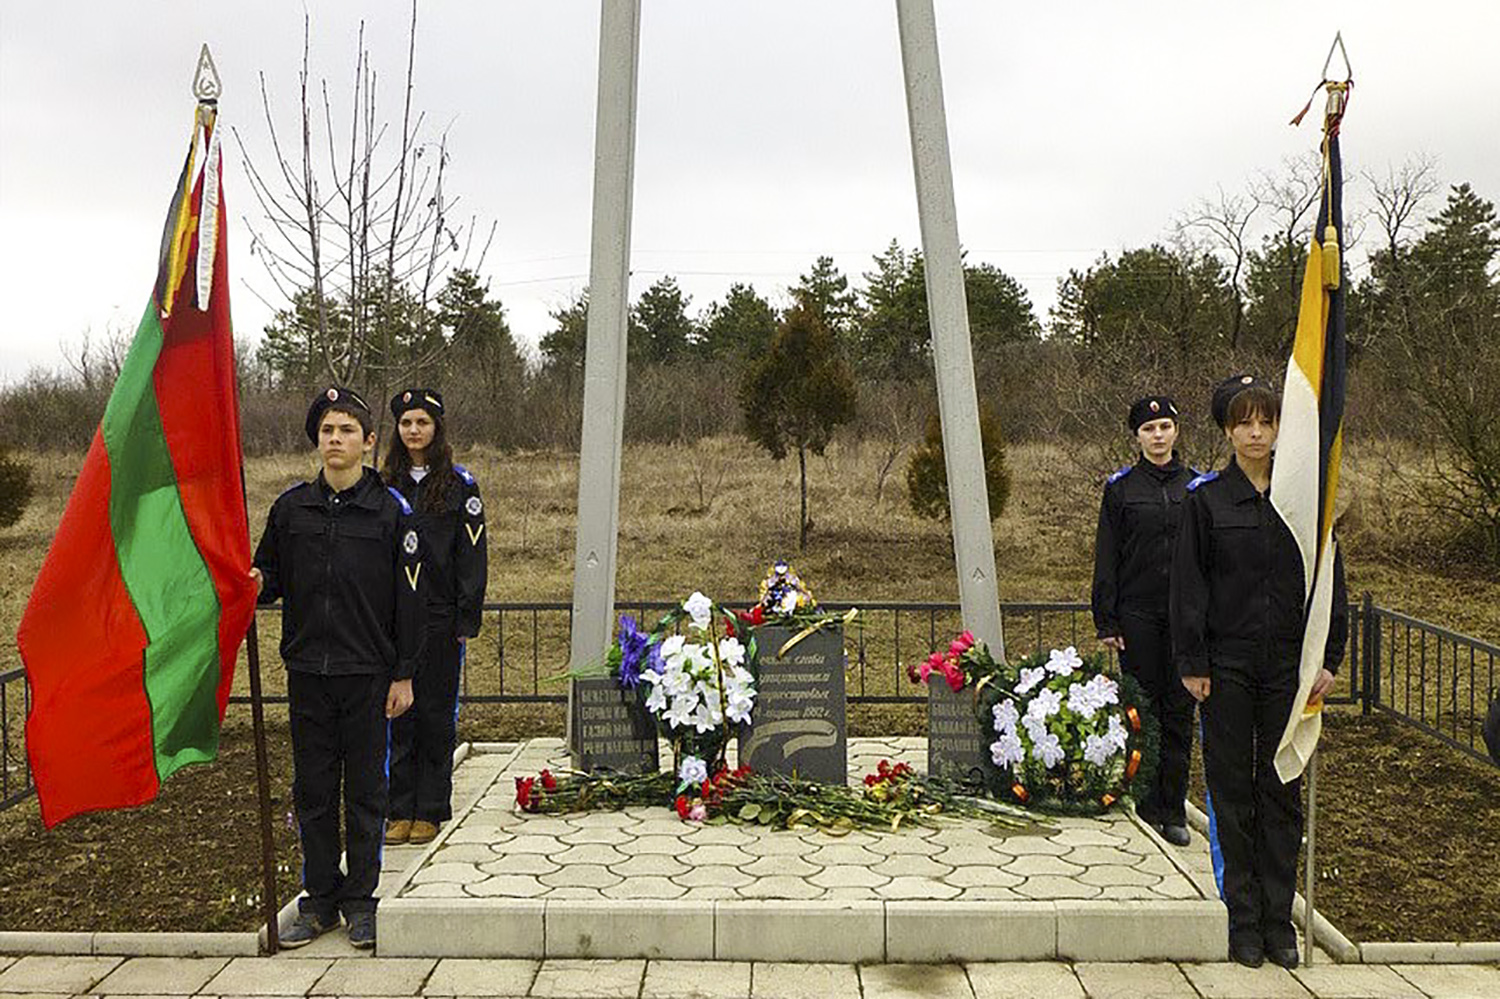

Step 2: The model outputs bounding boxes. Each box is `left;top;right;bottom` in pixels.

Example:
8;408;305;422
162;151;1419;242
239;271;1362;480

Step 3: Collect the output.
1;666;32;810
0;594;1494;814
1360;595;1500;766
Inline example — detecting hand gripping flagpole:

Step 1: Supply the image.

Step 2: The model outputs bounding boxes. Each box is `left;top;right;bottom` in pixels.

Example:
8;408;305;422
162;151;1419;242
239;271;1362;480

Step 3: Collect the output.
193;43;282;955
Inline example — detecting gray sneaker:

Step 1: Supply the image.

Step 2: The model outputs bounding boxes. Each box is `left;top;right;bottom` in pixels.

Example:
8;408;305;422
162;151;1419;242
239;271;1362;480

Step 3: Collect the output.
347;911;376;950
281;911;338;949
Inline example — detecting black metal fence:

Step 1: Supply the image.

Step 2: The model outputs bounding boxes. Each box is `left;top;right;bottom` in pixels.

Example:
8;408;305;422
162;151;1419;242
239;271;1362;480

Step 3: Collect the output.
1;666;32;810
0;594;1495;813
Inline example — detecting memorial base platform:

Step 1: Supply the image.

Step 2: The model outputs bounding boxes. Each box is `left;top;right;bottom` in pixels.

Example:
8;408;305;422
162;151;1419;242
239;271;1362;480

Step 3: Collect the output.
375;739;1228;962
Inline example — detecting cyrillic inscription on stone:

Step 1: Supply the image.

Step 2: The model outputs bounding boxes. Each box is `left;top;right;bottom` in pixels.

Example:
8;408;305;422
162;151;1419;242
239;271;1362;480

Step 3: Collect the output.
571;676;659;774
927;680;987;784
741;625;846;784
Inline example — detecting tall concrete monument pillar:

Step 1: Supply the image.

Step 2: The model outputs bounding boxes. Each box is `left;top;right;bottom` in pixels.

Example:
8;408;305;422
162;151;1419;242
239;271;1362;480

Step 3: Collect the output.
896;0;1005;658
567;0;642;756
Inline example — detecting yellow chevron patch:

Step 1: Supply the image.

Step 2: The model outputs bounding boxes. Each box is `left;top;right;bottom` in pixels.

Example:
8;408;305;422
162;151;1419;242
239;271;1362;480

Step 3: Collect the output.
466;522;485;546
405;564;422;591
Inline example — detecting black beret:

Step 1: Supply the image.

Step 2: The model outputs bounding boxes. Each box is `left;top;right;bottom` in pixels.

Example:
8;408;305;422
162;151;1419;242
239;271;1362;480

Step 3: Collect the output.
390;388;445;422
305;386;371;443
1128;395;1179;433
1210;374;1272;429
1484;694;1500;765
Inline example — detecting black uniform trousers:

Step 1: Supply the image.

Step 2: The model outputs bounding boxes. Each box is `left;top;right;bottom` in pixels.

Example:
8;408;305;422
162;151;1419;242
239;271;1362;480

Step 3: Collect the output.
287;670;390;919
1201;656;1303;950
389;617;463;823
1119;610;1194;826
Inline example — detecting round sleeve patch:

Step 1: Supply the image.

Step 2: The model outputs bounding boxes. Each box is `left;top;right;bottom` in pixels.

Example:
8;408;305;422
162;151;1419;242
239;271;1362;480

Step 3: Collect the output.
403;529;420;555
466;495;483;516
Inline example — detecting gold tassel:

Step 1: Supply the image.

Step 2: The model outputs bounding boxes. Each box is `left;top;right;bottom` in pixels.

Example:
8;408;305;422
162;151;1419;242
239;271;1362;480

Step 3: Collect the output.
1321;224;1341;290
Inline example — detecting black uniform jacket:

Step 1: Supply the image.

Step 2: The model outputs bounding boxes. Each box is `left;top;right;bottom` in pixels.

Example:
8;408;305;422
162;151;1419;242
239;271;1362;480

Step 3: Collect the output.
1091;453;1197;637
253;467;427;679
390;464;488;638
1170;458;1347;680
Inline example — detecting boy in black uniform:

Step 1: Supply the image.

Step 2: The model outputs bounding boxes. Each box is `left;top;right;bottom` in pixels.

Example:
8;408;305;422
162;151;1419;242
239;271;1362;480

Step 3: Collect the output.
1092;395;1197;846
250;387;426;950
1171;375;1346;969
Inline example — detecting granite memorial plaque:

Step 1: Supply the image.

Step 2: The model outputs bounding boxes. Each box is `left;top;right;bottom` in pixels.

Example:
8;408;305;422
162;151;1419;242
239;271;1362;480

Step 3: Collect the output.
927;680;988;783
741;624;846;783
571;676;659;774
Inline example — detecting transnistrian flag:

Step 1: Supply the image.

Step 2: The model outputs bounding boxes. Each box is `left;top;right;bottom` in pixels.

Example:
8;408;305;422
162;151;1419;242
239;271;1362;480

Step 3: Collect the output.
17;105;256;827
1272;83;1349;783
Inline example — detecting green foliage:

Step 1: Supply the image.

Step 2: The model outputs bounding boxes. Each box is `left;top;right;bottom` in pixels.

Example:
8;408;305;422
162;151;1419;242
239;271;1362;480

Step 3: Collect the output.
630;276;696;364
740;304;858;548
905;406;1011;523
699;282;778;362
790;256;861;349
539;289;590;374
0;446;33;529
854;240;1040;379
438;269;524;395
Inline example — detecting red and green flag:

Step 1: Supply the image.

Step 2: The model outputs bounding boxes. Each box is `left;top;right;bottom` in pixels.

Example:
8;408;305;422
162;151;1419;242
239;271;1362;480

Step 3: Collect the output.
17;105;256;827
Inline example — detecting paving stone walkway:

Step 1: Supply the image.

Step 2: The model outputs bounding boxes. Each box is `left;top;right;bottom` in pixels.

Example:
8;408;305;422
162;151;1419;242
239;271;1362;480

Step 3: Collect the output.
0;953;1497;999
397;738;1208;906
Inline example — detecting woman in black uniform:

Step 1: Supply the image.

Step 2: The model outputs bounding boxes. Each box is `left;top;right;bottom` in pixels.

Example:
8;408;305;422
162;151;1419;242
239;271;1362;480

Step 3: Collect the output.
1172;375;1346;969
382;389;488;845
1091;395;1197;847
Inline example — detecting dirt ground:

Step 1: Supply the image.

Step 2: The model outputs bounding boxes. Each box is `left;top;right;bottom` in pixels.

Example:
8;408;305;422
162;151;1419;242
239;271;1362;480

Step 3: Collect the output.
1;440;1497;939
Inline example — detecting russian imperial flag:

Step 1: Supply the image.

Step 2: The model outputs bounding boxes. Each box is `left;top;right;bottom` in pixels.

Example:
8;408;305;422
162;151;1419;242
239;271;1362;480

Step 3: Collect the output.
17;106;257;826
1271;95;1348;783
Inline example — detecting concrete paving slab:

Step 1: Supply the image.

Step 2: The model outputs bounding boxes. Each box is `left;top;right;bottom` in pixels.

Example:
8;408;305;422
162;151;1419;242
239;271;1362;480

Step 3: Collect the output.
420;957;537;995
859;963;974;999
204;956;332;995
529;958;645;998
376;900;544;959
1056;900;1226;962
0;956;123;993
0;960;10;975
1389;963;1500;999
966;962;1085;999
1072;962;1198;999
716;902;884;964
545;901;714;960
1181;962;1311;998
886;901;1054;962
309;956;436;994
641;960;750;998
749;962;859;999
1292;964;1426;999
92;957;230;995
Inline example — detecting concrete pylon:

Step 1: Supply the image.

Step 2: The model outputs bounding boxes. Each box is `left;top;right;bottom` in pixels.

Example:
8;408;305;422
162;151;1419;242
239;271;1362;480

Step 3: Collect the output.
567;0;642;757
895;0;1005;658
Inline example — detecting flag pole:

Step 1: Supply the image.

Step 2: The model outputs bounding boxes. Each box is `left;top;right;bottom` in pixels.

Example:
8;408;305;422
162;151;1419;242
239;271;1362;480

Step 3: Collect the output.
193;43;281;955
1304;751;1317;966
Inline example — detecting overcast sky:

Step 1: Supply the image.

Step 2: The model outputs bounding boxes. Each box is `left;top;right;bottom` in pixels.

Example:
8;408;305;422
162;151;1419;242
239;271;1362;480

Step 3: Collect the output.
2;1;1497;380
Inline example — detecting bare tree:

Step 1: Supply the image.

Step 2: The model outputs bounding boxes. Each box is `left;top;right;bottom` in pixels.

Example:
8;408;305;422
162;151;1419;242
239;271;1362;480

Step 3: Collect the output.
1178;188;1259;349
1364;155;1440;343
234;1;493;408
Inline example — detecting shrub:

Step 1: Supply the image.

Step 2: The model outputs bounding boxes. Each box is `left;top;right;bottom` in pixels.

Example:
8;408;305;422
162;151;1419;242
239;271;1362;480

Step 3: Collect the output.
0;446;34;528
906;404;1011;522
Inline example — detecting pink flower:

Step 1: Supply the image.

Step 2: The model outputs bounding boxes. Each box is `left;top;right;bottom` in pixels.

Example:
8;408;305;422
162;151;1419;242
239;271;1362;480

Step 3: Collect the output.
942;660;965;692
959;630;975;649
949;639;967;656
688;802;707;822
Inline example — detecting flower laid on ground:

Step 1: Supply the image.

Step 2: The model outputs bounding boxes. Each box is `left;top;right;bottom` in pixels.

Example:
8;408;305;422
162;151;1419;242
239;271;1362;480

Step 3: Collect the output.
677;755;708;788
512;757;1044;836
755;560;816;619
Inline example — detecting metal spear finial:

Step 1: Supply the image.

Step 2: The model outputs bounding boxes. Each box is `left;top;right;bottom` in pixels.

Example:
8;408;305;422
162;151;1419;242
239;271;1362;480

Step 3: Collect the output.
193;44;222;103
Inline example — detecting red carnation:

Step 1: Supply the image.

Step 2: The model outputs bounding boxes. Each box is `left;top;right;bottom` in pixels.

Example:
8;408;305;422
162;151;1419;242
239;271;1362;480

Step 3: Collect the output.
674;795;691;819
958;630;975;648
724;618;737;638
515;776;536;812
540;769;558;791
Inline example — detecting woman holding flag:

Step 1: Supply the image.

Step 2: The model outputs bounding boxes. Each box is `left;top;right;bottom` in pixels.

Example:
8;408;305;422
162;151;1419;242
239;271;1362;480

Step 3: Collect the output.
1170;375;1347;970
382;389;488;846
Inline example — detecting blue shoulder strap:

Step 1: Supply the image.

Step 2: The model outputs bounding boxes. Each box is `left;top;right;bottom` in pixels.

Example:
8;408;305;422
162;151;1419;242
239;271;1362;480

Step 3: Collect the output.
1106;464;1133;485
1186;470;1219;492
386;486;413;515
453;463;476;486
